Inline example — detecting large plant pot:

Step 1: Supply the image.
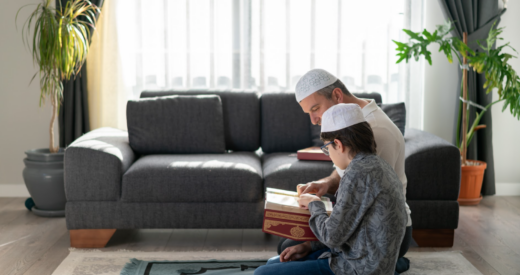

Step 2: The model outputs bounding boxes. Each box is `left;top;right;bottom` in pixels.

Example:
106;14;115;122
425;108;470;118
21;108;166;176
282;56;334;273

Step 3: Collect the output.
458;160;486;206
22;148;66;217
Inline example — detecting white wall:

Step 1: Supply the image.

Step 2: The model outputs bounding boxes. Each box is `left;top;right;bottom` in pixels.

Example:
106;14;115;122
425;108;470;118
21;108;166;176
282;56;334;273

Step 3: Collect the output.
422;0;520;195
422;0;459;143
492;0;520;195
0;0;57;197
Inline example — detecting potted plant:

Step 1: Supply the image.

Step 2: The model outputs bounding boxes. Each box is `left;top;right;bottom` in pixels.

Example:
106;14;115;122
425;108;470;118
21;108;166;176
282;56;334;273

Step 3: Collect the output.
393;22;520;205
17;0;99;216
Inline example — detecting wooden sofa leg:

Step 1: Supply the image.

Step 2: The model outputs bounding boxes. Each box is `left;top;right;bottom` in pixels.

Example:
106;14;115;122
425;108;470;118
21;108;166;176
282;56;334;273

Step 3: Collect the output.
70;229;117;248
412;229;454;247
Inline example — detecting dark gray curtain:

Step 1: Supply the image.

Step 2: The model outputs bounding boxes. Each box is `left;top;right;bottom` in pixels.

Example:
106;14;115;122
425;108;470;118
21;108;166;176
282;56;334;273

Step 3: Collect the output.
57;0;105;147
439;0;506;196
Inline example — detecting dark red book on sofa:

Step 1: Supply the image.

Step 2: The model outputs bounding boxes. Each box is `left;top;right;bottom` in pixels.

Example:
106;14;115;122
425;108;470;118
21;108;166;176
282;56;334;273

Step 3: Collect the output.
297;147;332;161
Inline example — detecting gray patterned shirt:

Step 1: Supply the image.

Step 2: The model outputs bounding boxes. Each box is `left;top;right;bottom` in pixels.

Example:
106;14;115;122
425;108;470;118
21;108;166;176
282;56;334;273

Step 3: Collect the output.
308;152;408;275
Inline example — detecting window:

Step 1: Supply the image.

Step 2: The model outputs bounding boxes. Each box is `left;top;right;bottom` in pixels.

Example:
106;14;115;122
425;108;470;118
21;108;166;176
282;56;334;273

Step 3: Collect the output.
115;0;424;128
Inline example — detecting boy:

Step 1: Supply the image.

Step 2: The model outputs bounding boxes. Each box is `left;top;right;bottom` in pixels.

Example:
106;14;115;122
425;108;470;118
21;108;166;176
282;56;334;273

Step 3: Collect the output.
255;104;407;275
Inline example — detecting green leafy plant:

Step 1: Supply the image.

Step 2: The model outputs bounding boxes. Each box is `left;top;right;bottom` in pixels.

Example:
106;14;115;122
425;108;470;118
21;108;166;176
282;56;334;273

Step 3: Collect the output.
17;0;100;153
393;21;520;165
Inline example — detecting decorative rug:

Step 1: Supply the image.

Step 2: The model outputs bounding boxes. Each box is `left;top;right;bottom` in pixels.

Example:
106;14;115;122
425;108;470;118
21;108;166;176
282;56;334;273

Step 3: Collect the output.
52;249;483;275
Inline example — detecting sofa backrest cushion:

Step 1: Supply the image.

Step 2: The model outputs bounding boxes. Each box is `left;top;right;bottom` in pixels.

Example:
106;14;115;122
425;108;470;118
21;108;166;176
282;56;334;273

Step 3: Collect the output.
262;92;384;152
141;90;260;151
260;93;312;153
127;95;226;154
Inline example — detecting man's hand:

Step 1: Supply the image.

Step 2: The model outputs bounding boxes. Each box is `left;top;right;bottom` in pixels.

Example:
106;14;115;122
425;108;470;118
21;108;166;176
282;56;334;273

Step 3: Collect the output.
280;242;312;262
296;194;321;209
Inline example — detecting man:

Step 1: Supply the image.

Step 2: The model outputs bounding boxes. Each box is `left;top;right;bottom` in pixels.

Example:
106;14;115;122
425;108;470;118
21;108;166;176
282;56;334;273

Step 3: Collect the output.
278;68;412;274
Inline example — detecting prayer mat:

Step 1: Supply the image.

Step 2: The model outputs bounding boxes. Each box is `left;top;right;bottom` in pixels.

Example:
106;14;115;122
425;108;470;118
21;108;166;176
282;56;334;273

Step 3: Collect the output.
120;259;266;275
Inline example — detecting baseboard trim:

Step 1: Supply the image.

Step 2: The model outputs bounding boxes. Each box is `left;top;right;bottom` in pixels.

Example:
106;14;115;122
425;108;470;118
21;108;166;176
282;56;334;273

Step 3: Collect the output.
0;183;30;197
496;182;520;196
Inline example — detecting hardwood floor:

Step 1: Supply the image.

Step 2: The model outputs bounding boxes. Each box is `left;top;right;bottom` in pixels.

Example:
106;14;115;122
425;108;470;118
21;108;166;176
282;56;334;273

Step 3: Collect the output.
0;196;519;275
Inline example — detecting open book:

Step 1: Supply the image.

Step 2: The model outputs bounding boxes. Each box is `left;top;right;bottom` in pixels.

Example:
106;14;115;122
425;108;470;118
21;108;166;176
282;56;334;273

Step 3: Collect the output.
265;188;333;215
263;187;333;241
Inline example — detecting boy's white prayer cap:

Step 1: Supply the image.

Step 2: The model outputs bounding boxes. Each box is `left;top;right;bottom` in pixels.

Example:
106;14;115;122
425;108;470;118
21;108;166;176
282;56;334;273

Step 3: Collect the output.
321;104;366;133
295;68;338;102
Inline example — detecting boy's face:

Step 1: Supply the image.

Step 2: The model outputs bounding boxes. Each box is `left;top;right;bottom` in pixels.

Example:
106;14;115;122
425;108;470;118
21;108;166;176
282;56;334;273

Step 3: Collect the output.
325;139;351;170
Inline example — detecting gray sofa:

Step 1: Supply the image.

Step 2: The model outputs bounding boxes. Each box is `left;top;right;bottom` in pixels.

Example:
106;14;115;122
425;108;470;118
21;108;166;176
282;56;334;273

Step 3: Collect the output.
64;91;460;248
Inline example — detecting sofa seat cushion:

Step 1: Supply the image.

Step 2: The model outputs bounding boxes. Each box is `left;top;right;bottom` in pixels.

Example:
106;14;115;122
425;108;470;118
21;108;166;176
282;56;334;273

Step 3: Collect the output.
122;152;262;203
263;153;335;191
407;200;459;229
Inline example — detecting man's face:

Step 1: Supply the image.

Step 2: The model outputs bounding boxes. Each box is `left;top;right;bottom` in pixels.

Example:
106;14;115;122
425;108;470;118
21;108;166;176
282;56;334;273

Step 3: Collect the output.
299;92;336;125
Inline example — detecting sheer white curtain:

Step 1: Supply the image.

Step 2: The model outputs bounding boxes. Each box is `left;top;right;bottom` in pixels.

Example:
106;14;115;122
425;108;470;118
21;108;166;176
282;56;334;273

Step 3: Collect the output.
95;0;424;130
87;0;130;130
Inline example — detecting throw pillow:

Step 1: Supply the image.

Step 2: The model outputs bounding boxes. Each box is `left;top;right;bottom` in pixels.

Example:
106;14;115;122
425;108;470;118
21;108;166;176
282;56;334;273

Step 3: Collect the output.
378;102;406;136
127;95;226;154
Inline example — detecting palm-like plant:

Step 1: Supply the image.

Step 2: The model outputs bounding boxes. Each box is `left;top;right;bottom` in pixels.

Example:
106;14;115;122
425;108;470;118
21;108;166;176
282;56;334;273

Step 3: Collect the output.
17;0;100;153
393;21;520;165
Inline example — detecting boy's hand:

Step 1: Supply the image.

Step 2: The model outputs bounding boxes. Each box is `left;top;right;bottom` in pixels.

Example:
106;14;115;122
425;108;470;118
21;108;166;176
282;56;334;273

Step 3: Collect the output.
299;181;329;197
298;181;329;197
296;194;321;209
280;242;312;262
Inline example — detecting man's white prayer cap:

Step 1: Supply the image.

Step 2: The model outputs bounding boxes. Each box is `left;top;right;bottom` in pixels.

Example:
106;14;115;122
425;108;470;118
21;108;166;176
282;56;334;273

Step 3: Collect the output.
295;68;338;102
321;103;366;133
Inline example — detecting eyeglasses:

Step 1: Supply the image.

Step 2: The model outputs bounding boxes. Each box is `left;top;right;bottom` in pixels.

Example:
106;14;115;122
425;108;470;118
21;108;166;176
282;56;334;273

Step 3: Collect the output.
320;141;334;156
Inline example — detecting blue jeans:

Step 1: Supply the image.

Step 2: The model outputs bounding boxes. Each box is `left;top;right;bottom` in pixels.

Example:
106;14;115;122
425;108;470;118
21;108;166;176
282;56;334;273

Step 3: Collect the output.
254;248;335;275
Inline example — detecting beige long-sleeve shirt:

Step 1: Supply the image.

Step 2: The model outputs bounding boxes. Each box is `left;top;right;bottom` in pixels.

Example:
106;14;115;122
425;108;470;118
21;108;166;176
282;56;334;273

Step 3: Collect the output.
362;99;411;226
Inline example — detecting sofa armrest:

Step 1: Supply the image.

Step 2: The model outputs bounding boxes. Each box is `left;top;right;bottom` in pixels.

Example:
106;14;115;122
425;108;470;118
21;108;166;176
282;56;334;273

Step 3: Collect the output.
404;128;461;201
65;127;136;201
